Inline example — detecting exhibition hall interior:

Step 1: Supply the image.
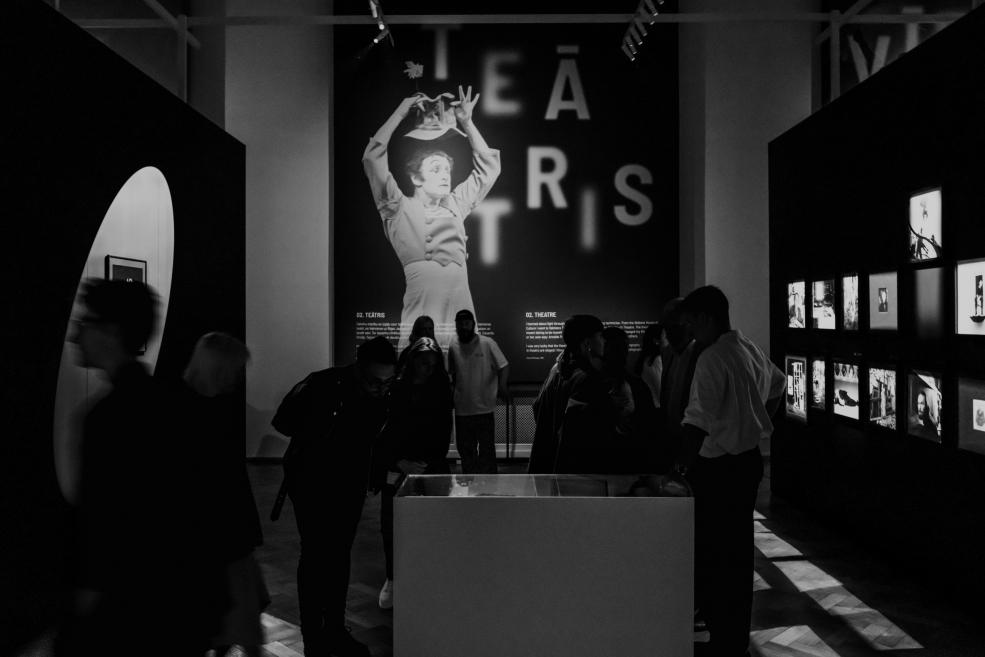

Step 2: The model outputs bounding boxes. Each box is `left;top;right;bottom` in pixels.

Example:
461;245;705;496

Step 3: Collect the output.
5;0;985;656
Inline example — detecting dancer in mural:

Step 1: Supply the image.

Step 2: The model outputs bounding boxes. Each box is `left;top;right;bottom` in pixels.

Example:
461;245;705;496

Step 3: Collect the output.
362;85;501;349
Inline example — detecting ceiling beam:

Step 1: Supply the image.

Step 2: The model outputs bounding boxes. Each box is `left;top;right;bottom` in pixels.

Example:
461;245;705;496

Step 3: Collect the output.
141;0;201;49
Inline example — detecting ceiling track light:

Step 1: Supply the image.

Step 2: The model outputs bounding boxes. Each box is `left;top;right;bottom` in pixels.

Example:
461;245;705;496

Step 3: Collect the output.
373;26;390;44
621;0;665;61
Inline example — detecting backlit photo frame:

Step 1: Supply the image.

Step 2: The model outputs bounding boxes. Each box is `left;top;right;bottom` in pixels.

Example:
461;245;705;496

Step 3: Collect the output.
908;188;942;262
868;366;897;429
786;356;808;422
833;360;860;420
868;271;898;330
955;258;985;336
841;274;859;330
907;370;943;443
788;280;806;328
812;279;835;329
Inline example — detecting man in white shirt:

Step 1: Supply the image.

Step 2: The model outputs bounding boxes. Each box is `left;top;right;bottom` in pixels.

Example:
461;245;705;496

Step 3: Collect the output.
448;309;510;473
677;286;786;657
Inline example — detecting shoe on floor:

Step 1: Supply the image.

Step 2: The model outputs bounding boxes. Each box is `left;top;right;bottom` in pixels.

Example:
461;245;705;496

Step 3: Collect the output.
328;626;371;657
378;578;393;610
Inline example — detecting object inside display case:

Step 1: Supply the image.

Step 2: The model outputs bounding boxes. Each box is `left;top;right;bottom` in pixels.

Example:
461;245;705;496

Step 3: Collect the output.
397;474;692;498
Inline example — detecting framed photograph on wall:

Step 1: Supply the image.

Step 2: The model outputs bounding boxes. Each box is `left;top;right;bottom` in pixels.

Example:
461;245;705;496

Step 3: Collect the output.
786;356;808;422
867;366;897;429
788;280;806;328
908;187;942;262
810;358;826;410
868;271;898;330
105;255;147;284
833;360;860;420
907;370;943;443
958;377;985;455
841;274;859;330
955;258;985;335
812;279;835;329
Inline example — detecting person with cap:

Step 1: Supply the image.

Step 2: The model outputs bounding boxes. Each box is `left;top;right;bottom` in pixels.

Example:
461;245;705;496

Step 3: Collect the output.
370;336;453;610
529;314;608;474
447;309;509;474
271;337;397;657
363;85;501;349
675;286;786;657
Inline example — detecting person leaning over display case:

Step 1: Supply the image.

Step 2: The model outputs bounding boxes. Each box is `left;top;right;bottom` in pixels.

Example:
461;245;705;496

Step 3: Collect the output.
676;286;785;657
370;337;453;611
362;86;501;350
272;337;397;657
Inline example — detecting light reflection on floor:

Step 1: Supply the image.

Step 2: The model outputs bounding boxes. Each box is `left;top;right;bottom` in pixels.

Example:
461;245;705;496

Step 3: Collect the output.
761;549;922;653
755;532;804;559
752;625;841;657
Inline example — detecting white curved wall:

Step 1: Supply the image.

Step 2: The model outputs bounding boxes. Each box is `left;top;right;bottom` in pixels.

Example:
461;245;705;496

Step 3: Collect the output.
52;166;175;504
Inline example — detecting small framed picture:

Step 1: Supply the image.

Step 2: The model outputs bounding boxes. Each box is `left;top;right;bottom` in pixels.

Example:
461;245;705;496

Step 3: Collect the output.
908;187;942;262
105;255;147;284
786;355;808;422
833;360;860;420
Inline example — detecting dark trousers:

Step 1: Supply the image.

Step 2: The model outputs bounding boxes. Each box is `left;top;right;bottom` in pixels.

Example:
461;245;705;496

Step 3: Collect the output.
455;413;497;474
288;481;365;651
381;460;450;579
689;448;763;657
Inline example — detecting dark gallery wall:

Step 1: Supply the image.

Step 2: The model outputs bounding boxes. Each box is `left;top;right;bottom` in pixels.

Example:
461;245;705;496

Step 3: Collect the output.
769;6;985;608
0;0;245;651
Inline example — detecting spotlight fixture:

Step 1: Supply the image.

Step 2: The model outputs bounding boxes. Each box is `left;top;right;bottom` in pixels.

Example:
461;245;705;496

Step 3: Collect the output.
373;27;390;44
622;0;665;61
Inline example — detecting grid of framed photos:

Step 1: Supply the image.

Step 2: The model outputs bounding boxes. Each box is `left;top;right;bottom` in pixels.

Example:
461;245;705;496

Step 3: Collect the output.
779;186;985;454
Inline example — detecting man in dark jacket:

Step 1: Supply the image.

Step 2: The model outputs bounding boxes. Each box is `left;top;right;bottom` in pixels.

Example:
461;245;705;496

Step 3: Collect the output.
273;336;396;657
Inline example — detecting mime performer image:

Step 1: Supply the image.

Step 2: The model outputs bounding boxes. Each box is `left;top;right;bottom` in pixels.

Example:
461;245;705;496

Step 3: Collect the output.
363;86;501;349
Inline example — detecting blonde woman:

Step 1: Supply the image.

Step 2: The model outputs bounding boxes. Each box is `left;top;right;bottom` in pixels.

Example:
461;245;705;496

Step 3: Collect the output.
184;332;267;657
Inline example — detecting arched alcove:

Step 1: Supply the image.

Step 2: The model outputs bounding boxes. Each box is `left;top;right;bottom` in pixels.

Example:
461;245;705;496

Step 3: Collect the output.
52;166;175;504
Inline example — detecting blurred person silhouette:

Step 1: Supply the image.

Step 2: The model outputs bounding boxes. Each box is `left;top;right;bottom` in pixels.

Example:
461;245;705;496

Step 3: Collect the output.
272;336;396;657
370;337;453;610
58;279;226;657
183;332;268;657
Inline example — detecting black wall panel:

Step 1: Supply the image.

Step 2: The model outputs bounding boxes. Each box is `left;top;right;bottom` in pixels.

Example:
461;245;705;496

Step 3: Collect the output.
769;6;985;609
1;1;245;650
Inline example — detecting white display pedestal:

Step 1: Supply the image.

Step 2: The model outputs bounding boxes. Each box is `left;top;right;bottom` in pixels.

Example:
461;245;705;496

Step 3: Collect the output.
394;475;693;657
